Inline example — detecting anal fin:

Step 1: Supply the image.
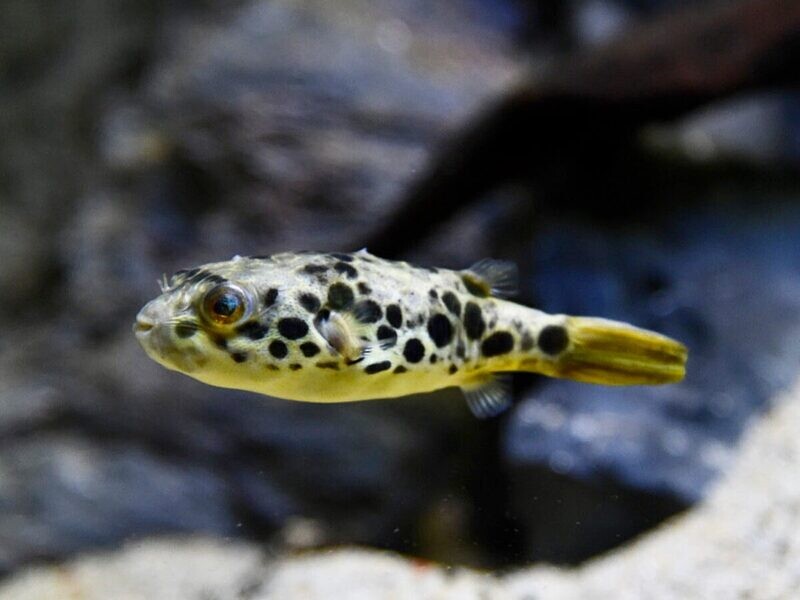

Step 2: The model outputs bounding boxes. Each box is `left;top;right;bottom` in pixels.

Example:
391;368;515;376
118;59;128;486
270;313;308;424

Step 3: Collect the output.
462;375;513;418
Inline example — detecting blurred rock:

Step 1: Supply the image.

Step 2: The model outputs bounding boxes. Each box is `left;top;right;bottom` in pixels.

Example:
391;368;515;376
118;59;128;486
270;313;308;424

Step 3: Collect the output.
127;0;519;259
506;373;800;599
0;435;236;573
0;538;264;600
650;92;796;164
6;375;800;598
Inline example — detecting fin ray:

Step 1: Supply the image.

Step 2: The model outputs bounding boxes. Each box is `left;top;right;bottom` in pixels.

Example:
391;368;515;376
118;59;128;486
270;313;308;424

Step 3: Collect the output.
466;258;519;298
314;310;370;362
462;375;513;418
536;317;688;385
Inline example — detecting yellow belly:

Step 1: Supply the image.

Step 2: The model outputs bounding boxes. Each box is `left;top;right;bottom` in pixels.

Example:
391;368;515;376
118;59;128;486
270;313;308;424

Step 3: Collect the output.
186;360;478;403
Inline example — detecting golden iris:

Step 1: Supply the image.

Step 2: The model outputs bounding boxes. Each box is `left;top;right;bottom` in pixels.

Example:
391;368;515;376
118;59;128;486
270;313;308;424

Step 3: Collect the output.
202;284;248;326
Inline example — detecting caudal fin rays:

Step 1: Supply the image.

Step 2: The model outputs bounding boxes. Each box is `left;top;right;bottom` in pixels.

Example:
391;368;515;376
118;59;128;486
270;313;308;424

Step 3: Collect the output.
549;316;688;385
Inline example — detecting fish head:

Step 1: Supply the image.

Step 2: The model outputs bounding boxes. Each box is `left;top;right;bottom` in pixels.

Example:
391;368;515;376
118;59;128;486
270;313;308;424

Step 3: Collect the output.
134;261;267;384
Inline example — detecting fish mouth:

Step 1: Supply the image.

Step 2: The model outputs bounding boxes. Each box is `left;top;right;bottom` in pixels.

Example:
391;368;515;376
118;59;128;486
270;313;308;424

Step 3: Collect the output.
554;316;688;385
133;320;154;334
133;313;206;375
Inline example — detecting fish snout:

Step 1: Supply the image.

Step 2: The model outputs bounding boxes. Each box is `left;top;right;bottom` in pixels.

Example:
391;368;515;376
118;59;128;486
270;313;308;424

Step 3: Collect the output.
133;300;161;338
133;299;178;353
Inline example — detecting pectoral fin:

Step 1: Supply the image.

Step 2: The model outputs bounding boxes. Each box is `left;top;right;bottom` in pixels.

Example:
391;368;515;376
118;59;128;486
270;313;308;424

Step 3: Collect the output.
314;310;371;364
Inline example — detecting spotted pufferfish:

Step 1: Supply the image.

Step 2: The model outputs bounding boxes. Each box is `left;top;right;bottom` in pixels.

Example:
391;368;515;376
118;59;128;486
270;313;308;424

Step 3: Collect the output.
134;251;687;417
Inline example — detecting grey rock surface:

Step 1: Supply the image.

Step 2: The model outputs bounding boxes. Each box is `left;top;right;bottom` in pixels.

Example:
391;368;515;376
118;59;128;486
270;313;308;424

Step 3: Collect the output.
5;375;800;599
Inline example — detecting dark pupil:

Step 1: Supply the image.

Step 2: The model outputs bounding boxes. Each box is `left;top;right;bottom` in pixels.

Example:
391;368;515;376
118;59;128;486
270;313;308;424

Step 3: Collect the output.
213;293;240;317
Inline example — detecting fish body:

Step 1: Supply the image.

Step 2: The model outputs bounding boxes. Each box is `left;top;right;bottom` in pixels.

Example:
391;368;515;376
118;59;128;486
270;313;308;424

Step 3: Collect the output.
134;251;687;417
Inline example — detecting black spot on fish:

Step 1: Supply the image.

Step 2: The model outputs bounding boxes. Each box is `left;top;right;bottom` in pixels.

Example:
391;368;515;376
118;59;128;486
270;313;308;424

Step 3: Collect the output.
212;335;228;350
481;332;514;357
393;365;408;374
329;252;353;262
429;289;438;300
442;292;461;317
334;262;358;279
300;342;321;357
403;339;425;363
186;270;211;285
430;354;438;364
278;318;309;340
173;268;200;283
365;361;391;374
173;267;199;277
231;352;247;363
265;364;279;371
269;340;288;359
289;363;302;371
174;323;197;338
386;304;402;328
427;314;453;347
357;282;372;295
538;325;569;355
316;361;339;370
464;302;485;340
449;364;458;374
327;283;354;310
299;293;321;313
377;325;397;348
236;321;269;341
264;288;279;307
302;264;328;275
354;300;382;323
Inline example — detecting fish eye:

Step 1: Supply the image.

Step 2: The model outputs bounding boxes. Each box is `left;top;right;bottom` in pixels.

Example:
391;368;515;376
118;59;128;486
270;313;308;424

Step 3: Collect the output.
201;284;250;326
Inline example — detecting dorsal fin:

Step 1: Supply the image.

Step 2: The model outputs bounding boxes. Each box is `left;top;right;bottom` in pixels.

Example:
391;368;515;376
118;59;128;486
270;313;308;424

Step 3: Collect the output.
463;258;519;299
462;375;513;418
314;310;371;363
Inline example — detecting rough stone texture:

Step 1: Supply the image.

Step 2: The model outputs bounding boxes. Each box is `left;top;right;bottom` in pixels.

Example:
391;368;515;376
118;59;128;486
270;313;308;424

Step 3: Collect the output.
506;373;800;599
5;376;800;599
0;538;265;600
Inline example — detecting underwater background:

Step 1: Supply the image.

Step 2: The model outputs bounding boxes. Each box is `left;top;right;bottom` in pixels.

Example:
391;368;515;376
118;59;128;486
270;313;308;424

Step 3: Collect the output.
1;0;800;592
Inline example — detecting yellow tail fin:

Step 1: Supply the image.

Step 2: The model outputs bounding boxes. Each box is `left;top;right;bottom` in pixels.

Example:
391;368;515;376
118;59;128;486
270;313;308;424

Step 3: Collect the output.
550;317;687;385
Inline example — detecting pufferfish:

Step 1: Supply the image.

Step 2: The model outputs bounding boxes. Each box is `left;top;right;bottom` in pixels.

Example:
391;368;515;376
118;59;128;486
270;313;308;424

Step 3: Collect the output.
134;251;687;417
